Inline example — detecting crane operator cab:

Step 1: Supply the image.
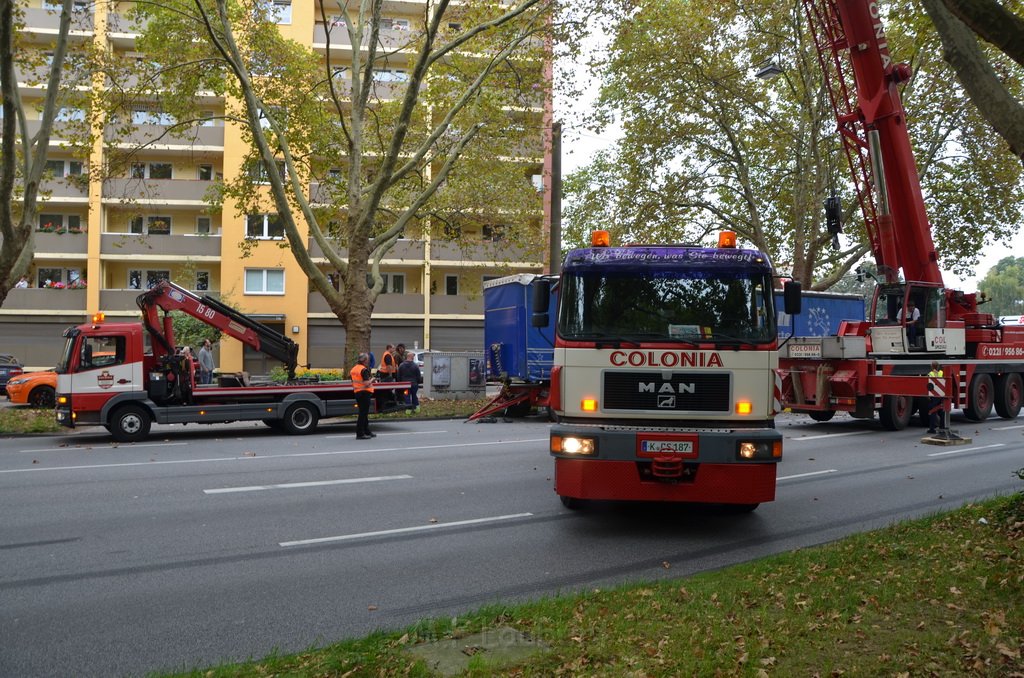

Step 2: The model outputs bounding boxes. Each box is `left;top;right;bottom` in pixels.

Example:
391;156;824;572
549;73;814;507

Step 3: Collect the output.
870;284;963;355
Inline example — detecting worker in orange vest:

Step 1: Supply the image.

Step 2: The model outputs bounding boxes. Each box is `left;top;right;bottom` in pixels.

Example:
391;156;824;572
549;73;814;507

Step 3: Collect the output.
350;352;376;439
377;343;397;381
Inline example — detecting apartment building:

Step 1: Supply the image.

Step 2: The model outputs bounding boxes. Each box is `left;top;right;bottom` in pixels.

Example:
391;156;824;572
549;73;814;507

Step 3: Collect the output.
4;0;551;372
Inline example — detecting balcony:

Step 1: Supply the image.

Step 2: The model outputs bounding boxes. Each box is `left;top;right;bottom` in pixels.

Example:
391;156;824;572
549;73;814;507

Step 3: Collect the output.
430;240;539;263
36;231;88;255
22;7;95;34
105;124;225;150
307;237;424;261
102;178;216;205
3;288;87;312
0;119;81;145
99;289;143;312
429;294;481;315
101;233;221;258
308;292;424;315
40;177;89;203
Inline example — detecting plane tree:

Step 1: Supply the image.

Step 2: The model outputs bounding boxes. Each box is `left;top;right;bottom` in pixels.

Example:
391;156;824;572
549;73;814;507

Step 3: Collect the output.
111;0;555;364
564;0;1022;289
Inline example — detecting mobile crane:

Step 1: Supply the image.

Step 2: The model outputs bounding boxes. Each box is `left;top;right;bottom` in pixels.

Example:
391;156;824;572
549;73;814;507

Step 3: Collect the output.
777;0;1024;429
55;281;410;441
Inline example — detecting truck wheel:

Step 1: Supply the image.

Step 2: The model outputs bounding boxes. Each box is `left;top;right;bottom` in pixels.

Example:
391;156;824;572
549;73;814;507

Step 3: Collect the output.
993;373;1022;419
807;410;835;423
282;403;319;435
964;374;994;421
559;495;585;510
879;395;912;430
109;404;152;442
29;385;56;409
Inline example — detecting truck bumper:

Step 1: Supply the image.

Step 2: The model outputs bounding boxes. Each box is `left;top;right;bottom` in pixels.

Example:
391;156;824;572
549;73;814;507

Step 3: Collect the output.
553;458;777;504
550;423;780;504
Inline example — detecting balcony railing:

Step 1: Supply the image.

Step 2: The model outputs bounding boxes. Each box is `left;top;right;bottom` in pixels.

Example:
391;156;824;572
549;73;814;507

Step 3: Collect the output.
36;231;88;255
429;294;481;315
308;292;424;315
101;233;221;257
22;7;95;33
430;240;539;263
3;288;87;312
102;178;216;204
104;123;225;149
307;237;425;260
40;177;89;201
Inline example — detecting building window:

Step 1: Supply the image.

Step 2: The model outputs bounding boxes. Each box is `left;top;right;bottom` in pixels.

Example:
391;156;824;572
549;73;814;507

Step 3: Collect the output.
381;17;410;30
482;224;506;242
130;215;172;235
373;69;409;82
196;216;211;234
247;159;286;184
246;213;284;239
198;111;215;126
131;162;173;179
127;269;170;290
367;273;406;294
245;268;285;295
268;0;291;23
195;271;210;291
197;164;213;180
44;159;84;178
131;107;176;126
445;275;459;296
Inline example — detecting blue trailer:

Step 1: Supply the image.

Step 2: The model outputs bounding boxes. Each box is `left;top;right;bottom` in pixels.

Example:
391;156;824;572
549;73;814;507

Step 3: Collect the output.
470;274;556;420
777;290;865;339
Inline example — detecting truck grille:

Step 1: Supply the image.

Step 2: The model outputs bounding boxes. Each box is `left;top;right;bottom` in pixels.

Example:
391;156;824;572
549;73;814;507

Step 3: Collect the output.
603;372;731;412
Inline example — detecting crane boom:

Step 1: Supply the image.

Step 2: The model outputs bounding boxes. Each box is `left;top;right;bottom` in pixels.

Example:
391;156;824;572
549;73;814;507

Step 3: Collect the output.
136;280;299;379
803;0;942;285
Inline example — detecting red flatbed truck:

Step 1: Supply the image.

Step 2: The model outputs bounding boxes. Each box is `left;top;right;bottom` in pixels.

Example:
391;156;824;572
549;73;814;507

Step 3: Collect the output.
777;0;1024;430
55;281;409;441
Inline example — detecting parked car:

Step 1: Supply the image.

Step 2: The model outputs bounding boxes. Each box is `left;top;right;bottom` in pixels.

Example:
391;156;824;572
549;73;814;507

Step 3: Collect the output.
0;354;24;396
5;369;57;408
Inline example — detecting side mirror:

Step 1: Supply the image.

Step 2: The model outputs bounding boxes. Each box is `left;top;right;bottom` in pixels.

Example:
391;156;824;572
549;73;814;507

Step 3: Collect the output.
783;280;802;315
531;279;550;314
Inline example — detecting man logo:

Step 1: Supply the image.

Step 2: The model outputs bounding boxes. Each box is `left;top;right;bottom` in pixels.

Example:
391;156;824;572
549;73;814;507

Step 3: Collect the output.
657;394;676;408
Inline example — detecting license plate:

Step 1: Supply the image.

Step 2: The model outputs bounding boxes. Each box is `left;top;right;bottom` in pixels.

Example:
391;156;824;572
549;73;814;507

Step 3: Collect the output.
637;436;698;458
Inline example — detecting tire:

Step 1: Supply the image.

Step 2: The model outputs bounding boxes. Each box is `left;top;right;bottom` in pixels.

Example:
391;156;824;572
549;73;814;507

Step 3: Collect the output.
109;404;152;443
879;395;912;430
993;373;1022;419
281;402;319;435
29;385;56;409
807;410;835;423
559;495;584;510
964;373;994;422
505;400;532;418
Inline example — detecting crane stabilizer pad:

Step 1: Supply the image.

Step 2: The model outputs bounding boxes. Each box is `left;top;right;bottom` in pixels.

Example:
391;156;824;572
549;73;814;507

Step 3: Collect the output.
920;429;972;446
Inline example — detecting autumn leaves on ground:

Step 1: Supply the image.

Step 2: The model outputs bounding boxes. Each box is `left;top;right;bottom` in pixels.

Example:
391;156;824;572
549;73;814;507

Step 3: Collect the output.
169;490;1023;677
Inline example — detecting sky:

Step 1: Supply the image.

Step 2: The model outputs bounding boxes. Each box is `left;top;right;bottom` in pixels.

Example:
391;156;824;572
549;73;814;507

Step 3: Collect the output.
554;55;1021;297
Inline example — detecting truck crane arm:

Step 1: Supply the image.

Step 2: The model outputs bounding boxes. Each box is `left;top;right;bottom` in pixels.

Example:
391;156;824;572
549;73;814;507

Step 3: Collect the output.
803;0;942;286
137;280;300;380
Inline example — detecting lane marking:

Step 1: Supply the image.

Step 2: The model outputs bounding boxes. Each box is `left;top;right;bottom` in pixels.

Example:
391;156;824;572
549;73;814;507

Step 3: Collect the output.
280;512;534;548
0;438;549;474
992;424;1024;430
204;475;412;494
18;442;190;454
324;430;447;439
927;443;1005;458
778;469;839;481
789;431;875;441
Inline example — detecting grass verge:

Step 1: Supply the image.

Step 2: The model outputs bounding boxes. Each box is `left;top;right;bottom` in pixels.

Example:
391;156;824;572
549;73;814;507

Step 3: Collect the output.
165;492;1023;677
0;405;61;434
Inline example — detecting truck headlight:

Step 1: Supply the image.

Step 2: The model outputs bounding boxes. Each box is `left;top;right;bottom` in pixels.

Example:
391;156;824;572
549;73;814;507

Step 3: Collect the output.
551;435;596;455
737;440;782;460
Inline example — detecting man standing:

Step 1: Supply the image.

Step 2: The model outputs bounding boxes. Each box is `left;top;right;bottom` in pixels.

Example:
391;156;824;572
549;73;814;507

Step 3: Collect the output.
378;343;397;381
397;352;421;411
198;339;215;385
350;352;376;439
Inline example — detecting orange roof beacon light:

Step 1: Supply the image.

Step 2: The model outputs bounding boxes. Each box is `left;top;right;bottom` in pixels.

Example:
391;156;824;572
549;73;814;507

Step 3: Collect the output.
91;312;105;324
718;231;737;248
591;230;611;247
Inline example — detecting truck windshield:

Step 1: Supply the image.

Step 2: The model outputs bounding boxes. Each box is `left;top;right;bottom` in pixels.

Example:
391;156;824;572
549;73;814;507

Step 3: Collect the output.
55;334;77;374
558;268;776;344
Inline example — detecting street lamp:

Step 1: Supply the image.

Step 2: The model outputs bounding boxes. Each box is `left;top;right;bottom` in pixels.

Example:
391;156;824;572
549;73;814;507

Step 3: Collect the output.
755;61;785;80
